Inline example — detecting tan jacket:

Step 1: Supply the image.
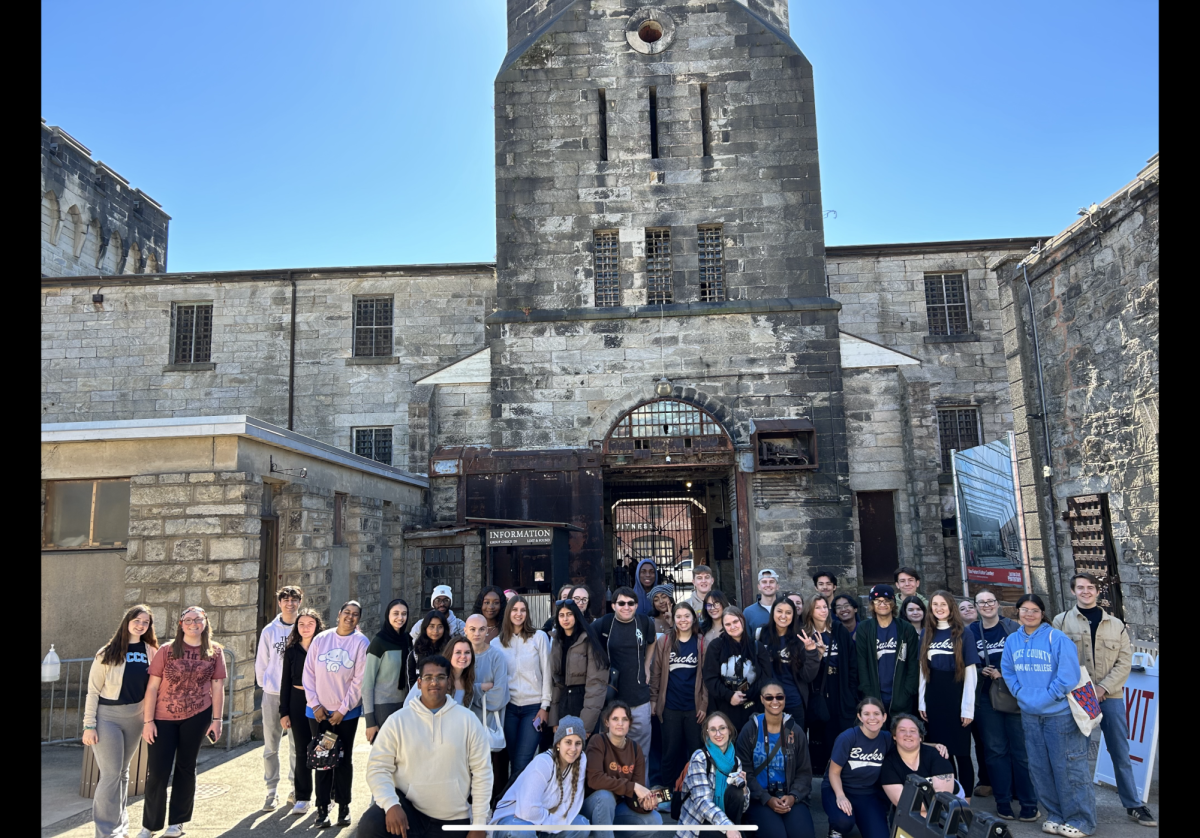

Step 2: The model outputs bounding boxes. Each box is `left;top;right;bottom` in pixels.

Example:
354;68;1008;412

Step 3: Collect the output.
84;643;160;728
1051;605;1132;696
649;631;708;720
549;634;608;733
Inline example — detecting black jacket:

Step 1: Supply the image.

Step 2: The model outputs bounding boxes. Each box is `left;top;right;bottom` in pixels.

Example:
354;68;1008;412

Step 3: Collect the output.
753;631;820;706
278;642;308;717
702;632;763;715
734;712;813;805
815;621;859;727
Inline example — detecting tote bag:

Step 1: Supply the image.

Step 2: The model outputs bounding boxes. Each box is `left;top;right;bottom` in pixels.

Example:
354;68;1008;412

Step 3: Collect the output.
1066;663;1104;736
481;688;507;751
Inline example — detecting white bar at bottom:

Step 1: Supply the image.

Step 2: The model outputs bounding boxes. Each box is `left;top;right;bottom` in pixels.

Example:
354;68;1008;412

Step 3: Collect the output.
442;828;757;832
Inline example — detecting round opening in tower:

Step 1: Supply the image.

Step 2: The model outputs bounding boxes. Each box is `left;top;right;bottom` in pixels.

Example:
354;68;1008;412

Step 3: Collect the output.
637;21;663;43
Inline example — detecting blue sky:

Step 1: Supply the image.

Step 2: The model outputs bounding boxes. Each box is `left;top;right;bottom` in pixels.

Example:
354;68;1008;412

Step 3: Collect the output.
41;1;1158;272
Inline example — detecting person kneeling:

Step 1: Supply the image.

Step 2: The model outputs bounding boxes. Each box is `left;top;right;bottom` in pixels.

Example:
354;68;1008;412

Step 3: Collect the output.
734;679;816;838
359;655;492;838
490;716;590;838
581;701;663;838
676;712;749;838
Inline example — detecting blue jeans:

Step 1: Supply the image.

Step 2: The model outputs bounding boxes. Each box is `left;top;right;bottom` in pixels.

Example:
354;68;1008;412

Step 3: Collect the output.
1022;713;1096;834
493;814;589;838
744;800;815;838
975;698;1038;807
580;789;662;838
1099;696;1142;808
821;781;890;838
504;702;543;778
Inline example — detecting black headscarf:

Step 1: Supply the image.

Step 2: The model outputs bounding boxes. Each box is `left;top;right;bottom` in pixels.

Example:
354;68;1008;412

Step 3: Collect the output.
367;598;412;659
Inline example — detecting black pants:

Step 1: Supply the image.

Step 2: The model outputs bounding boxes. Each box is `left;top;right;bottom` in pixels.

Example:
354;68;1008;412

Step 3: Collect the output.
285;688;314;802
143;707;212;831
357;790;470;838
661;707;703;791
971;720;991;787
491;750;509;808
308;715;359;807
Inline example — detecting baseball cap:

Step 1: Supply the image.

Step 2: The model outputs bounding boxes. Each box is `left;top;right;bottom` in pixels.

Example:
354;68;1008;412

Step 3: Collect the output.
758;568;779;580
869;584;895;600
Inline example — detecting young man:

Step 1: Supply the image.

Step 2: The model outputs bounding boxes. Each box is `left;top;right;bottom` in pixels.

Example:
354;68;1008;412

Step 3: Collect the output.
811;568;838;601
1051;573;1157;827
594;586;656;756
742;568;780;637
832;593;860;641
893;567;927;607
633;559;660;618
854;584;919;716
255;585;303;810
684;565;715;614
969;589;1037;821
409;585;466;640
359;655;492;838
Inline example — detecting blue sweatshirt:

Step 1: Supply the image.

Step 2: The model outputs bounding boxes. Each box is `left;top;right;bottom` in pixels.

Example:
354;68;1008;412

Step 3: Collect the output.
634;558;659;618
1000;622;1079;717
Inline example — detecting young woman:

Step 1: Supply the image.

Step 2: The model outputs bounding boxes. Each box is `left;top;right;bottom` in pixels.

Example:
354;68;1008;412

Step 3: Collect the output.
902;596;927;633
362;598;413;745
801;595;858;775
549;599;609;735
918;590;982;801
83;605;160;838
138;606;226;838
831;592;860;642
542;585;578;634
279;607;325;816
734;679;815;838
879;714;959;808
822;697;892;838
473;586;508;644
302;600;369;829
786;593;805;628
581;701;662;838
702;607;761;734
649;603;708;790
676;711;749;838
1001;594;1096;838
490;716;590;838
491;595;553;778
650;584;675;636
700;590;731;644
754;596;819;726
410;610;450;687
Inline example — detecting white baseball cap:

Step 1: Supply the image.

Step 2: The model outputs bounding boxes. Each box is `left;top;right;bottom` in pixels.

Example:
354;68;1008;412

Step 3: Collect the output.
431;585;453;605
758;569;779;580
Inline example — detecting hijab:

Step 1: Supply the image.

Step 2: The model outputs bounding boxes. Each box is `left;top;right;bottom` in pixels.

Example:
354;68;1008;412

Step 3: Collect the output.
367;598;412;658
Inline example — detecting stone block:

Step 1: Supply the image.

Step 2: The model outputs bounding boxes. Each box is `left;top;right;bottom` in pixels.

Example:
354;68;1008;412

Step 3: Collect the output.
210;537;258;560
144;540;167;563
222;561;261;581
126;564;189;583
144;585;182;603
172;538;205;562
193;485;226;503
165;517;223;535
205;582;257;608
158;474;187;484
220;606;259;633
224;517;261;535
129;519;164;537
131;485;192;505
188;473;217;483
191;563;222;582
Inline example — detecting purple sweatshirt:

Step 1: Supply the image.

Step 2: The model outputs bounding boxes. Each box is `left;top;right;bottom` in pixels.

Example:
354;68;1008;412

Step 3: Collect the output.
302;628;370;718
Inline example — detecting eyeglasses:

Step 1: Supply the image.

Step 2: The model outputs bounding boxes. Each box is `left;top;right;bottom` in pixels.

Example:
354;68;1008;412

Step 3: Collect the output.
976;599;998;606
706;602;721;609
419;674;450;684
572;595;589;604
761;694;786;702
615;600;637;607
181;618;205;626
707;725;729;734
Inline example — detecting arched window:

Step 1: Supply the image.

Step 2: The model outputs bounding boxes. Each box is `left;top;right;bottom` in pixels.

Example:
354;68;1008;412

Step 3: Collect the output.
42;191;61;245
67;206;85;258
604;398;732;458
104;231;122;274
125;242;142;274
145;250;160;274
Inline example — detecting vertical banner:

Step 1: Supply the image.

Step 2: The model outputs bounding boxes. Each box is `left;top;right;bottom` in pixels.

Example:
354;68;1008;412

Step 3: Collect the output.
952;438;1026;589
1094;653;1160;803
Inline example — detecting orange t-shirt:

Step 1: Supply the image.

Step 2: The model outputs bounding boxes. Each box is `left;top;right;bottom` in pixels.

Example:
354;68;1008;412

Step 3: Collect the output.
148;643;228;721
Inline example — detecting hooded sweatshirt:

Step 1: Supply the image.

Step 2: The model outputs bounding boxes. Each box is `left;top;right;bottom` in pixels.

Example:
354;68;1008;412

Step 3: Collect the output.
302;628;370;718
633;558;659;618
491;750;588;831
255;614;295;695
1000;622;1080;717
366;694;493;824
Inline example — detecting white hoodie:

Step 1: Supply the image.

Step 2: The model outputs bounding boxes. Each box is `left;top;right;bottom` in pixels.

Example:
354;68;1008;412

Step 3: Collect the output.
366;694;493;824
255;614;294;694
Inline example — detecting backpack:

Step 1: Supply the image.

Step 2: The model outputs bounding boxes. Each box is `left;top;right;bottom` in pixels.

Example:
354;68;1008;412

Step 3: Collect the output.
671;748;713;821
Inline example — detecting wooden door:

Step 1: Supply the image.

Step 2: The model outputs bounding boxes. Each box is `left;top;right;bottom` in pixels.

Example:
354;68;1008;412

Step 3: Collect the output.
858;491;899;585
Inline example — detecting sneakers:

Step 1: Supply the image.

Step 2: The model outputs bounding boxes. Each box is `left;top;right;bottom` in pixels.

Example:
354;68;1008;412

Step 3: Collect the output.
286;790;296;806
829;832;844;838
163;827;186;838
973;784;993;798
1056;826;1087;838
263;792;279;811
314;806;331;828
1128;806;1157;827
135;830;155;838
338;803;352;825
1019;805;1042;822
290;800;311;816
995;802;1016;820
1042;822;1063;835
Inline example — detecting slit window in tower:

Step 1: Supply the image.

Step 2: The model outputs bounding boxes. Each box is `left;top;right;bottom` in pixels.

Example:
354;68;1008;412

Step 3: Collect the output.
594;230;621;307
646;228;672;304
698;225;725;302
598;88;609;162
700;84;711;157
648;86;659;159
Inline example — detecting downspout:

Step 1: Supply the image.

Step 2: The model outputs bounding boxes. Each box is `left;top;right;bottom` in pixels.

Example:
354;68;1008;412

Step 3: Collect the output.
1021;261;1065;611
287;271;296;431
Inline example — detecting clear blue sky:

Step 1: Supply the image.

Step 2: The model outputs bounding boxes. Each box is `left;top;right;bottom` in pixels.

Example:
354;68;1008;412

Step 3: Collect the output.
42;1;1158;272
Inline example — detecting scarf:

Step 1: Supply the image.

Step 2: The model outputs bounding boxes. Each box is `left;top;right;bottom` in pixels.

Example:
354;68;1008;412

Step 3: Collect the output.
706;739;737;812
367;599;412;684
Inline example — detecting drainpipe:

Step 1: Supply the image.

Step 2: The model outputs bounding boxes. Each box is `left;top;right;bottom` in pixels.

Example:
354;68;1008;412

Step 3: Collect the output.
1021;261;1065;611
287;271;296;431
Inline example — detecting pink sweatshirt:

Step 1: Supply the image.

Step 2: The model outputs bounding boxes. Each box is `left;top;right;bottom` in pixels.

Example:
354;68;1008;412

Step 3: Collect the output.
302;628;370;716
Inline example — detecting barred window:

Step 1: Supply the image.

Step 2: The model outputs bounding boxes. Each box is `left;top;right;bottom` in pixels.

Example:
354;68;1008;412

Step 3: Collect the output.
924;272;970;336
594;230;621;307
171;302;213;364
698;225;725;302
354;427;393;466
422;547;464;606
938;407;981;472
353;296;394;357
646;228;672;304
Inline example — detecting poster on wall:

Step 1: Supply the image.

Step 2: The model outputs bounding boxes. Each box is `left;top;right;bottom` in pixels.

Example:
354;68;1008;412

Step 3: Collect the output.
951;436;1028;590
1094;652;1159;802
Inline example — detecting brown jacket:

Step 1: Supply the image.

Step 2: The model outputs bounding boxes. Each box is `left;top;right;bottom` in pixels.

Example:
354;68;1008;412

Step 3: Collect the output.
649;630;708;720
549;632;608;733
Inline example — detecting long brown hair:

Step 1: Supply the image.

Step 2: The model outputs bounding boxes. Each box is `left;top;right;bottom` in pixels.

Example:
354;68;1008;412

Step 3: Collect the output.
169;605;219;660
441;634;476;709
499;594;536;646
287;608;327;648
919;590;967;682
100;604;160;666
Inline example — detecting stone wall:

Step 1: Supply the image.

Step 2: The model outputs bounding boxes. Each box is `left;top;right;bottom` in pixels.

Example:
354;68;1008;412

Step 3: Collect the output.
401;529;486;620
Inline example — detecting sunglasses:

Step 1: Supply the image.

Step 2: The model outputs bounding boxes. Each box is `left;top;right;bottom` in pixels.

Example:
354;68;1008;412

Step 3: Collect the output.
615;600;637;607
761;694;786;702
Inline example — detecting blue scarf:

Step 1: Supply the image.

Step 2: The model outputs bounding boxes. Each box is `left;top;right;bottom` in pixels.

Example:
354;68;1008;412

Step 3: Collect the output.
706;739;736;812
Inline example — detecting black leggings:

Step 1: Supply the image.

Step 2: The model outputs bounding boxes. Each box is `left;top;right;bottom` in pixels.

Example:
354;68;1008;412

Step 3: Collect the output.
662;707;703;790
952;753;976;798
285;688;314;802
143;707;212;831
308;715;360;808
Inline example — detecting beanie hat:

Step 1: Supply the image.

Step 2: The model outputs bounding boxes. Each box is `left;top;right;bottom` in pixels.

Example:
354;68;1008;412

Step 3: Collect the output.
869;584;896;600
649;584;675;601
554;716;586;747
431;585;453;606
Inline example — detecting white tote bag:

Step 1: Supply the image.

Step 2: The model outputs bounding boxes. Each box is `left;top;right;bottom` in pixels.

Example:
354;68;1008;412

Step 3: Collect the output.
1066;661;1105;736
481;688;507;751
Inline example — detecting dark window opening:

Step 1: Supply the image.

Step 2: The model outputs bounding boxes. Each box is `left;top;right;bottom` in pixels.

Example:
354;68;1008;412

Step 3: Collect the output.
925;272;970;336
354;427;394;466
648;86;659;159
700;83;711;156
422;547;464;606
594;230;621;307
333;492;347;546
171;302;213;364
698;225;725;302
353;296;394;357
645;228;672;304
938;407;981;472
598;88;609;162
43;479;130;549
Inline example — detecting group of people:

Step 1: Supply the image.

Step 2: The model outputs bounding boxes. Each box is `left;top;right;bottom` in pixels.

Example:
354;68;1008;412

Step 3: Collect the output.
80;563;1156;838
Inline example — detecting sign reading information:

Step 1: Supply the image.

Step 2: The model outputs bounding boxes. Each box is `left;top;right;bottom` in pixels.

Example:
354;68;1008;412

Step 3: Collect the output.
487;528;553;547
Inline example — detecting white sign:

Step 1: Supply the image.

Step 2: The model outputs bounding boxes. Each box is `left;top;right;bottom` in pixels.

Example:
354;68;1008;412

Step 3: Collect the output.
1094;652;1159;803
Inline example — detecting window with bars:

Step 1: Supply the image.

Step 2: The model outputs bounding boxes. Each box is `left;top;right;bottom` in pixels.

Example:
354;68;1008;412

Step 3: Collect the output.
697;225;725;302
594;230;621;307
645;228;672;304
354;427;393;466
924;272;970;336
353;296;394;357
422;547;464;606
938;407;981;472
171;302;213;364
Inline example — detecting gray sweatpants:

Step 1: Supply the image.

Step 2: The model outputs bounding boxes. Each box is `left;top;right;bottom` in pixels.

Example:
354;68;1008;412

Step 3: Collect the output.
628;701;652;761
261;693;296;794
92;702;144;838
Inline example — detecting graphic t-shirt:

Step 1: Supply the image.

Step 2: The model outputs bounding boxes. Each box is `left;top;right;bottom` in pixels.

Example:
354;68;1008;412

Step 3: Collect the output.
878;742;955;788
149;643;228;721
875;622;899;705
99;642;151;706
752;721;788;791
665;636;699;711
822;630;839;673
608;618;651;706
830;726;892;792
926;627;982;672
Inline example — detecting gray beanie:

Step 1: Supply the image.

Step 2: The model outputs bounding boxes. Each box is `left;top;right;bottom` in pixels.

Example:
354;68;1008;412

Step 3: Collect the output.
554;716;586;747
649;583;675;601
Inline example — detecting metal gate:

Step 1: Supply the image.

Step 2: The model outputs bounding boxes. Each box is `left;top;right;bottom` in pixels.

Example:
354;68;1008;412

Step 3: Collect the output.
1064;494;1124;618
612;497;707;598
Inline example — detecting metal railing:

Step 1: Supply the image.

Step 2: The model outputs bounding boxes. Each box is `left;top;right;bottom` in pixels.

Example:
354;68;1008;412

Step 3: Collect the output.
42;648;242;751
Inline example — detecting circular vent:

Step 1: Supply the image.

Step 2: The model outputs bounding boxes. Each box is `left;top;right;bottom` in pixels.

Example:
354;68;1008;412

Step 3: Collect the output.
626;9;675;55
638;21;663;43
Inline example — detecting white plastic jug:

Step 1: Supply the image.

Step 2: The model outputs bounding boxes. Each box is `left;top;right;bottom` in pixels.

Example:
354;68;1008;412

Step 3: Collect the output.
42;644;61;682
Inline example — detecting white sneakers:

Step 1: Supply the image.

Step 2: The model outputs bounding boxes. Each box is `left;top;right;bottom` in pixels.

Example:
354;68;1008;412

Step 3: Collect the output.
163;827;186;838
291;800;312;815
1055;827;1087;837
135;830;155;838
1042;824;1062;835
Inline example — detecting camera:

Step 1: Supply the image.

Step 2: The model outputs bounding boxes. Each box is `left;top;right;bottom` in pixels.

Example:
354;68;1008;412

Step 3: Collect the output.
727;772;745;788
767;782;786;797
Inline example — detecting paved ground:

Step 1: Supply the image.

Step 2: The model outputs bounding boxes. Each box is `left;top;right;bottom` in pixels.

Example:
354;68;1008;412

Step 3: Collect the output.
43;737;1158;837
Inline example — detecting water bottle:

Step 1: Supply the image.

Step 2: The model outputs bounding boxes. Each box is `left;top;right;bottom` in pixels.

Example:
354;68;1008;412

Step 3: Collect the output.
42;644;62;682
